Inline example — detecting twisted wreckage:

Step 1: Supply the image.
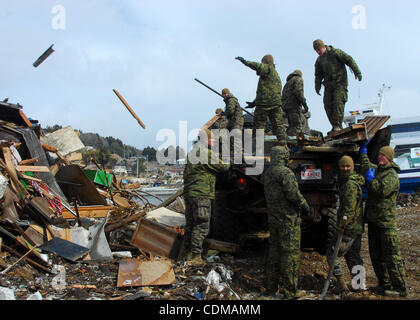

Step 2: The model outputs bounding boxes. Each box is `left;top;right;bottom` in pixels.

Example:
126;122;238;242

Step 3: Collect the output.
0;101;193;300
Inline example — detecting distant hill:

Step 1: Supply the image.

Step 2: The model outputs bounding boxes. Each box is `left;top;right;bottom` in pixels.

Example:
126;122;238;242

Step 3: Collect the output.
43;124;143;158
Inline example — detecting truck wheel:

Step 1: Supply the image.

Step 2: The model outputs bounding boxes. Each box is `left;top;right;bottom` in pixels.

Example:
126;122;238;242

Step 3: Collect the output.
314;203;338;255
211;190;239;243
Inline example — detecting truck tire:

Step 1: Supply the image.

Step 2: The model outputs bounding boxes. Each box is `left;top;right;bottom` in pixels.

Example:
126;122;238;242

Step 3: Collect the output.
211;190;239;243
313;202;338;256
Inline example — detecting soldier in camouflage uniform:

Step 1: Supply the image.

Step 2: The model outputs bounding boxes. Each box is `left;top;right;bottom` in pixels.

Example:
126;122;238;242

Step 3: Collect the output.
263;146;311;299
221;88;244;131
326;156;365;293
219;88;244;160
359;144;408;297
183;129;230;265
281;70;309;136
313;39;362;132
235;55;287;145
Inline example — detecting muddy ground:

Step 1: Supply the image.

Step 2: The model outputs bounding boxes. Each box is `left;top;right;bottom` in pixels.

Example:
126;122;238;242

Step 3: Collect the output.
0;207;418;301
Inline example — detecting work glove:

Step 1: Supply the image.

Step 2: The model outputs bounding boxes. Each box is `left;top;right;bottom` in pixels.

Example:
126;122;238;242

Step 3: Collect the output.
365;168;376;183
245;101;256;109
235;56;246;63
359;139;370;154
355;73;362;81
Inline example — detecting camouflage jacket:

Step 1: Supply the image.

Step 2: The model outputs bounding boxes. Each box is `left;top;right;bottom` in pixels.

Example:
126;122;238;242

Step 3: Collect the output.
183;145;229;200
263;158;309;223
223;94;244;130
315;45;362;91
242;60;282;107
359;153;400;228
281;71;308;112
337;172;365;236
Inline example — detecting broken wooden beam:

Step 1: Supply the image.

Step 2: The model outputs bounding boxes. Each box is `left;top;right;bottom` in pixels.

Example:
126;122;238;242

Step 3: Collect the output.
113;89;146;129
16;165;51;173
18;158;38;166
105;211;146;233
1;244;51;273
154;188;184;209
203;238;239;254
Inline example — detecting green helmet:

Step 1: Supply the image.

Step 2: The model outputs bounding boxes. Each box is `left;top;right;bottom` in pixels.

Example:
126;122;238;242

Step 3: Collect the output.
261;54;274;64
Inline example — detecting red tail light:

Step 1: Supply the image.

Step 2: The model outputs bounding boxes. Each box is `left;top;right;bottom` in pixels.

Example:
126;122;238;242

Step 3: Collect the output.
238;177;247;190
325;165;331;171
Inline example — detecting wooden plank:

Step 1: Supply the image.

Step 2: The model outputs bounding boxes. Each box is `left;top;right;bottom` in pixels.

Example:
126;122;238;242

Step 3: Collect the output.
61;206;113;219
16;165;51;173
1;147;19;193
19;174;42;183
18;158;38;165
201;114;221;131
113;89;146;129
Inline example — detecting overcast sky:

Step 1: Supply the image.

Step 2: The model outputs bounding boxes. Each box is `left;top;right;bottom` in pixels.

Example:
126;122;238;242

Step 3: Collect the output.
1;0;419;150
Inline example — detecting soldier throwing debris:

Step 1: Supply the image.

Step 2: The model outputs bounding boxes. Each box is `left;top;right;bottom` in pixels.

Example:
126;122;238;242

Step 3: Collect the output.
235;54;287;145
359;144;408;297
326;156;365;293
313;39;362;133
183;129;230;265
263;146;311;299
281;70;310;136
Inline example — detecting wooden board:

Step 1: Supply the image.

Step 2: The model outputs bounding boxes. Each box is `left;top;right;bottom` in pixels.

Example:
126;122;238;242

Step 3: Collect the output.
61;206;113;219
55;165;107;206
16;165;50;172
117;258;175;287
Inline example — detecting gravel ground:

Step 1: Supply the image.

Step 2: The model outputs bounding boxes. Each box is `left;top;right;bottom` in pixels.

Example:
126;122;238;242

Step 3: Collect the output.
0;207;418;301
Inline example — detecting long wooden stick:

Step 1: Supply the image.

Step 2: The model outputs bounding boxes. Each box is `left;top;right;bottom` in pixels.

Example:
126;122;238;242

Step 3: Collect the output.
113;89;146;129
0;245;39;274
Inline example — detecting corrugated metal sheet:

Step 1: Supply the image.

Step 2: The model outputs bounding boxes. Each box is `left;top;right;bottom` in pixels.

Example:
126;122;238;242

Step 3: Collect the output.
131;218;183;260
360;115;391;139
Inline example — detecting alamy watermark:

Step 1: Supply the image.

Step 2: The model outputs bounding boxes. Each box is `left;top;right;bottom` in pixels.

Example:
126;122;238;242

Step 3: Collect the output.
351;265;367;290
51;5;66;30
352;5;366;30
156;122;266;175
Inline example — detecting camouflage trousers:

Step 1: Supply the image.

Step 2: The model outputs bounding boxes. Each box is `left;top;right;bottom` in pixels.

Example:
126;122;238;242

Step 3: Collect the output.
285;109;304;136
368;223;407;293
326;234;363;277
183;196;212;255
266;213;301;298
254;106;287;144
218;128;243;163
323;85;348;130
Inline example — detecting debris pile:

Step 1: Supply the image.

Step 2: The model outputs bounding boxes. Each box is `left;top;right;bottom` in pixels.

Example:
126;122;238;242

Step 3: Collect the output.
0;101;192;300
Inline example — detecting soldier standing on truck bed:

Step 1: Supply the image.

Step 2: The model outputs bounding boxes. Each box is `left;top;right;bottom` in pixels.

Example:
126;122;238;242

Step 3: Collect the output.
235;54;287;145
213;88;245;160
183;129;230;266
359;144;408;297
220;88;244;131
281;70;310;136
263;146;311;299
313;39;362;133
326;156;365;293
